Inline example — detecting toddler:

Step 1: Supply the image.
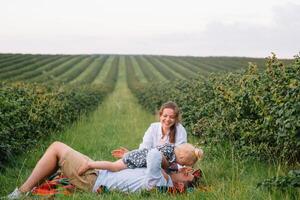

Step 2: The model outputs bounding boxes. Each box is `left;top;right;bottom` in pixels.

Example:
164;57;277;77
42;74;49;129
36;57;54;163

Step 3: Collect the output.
78;143;203;175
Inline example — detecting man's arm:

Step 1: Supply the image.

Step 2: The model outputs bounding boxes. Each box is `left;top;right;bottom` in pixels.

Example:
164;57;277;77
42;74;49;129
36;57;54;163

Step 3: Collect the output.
145;149;167;190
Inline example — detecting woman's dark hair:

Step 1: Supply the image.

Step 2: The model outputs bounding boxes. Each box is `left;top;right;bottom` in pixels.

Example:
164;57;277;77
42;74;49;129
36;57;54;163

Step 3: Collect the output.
158;101;181;143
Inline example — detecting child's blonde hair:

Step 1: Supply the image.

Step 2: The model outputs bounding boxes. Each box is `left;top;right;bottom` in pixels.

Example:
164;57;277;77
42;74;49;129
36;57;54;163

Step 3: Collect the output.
175;143;204;165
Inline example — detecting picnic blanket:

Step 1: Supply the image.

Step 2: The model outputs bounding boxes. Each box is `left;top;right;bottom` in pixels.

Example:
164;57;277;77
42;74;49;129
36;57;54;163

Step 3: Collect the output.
31;168;204;197
31;171;75;197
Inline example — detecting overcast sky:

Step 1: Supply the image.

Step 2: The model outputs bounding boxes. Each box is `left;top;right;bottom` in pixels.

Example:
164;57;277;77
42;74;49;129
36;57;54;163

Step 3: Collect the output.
0;0;299;58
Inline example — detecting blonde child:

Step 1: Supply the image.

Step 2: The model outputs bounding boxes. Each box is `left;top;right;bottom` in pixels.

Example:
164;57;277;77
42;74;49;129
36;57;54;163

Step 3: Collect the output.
78;143;203;175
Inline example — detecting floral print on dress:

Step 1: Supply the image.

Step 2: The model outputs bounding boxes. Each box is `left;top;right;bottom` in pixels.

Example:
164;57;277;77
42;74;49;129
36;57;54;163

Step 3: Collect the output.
122;143;176;169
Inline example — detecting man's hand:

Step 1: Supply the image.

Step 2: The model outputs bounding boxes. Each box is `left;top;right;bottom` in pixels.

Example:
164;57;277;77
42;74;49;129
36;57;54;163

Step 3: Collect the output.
78;160;92;175
161;169;169;181
161;155;170;170
111;147;129;158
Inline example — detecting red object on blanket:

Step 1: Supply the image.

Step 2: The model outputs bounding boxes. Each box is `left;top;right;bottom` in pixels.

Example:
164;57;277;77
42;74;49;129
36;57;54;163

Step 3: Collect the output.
31;171;75;197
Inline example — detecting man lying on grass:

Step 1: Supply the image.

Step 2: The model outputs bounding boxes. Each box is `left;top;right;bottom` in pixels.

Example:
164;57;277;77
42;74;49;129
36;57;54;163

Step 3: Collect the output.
7;141;200;199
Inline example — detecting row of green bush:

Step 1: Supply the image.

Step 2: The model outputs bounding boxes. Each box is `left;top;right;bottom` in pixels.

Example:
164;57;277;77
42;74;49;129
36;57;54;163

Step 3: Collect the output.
131;54;300;163
0;82;110;167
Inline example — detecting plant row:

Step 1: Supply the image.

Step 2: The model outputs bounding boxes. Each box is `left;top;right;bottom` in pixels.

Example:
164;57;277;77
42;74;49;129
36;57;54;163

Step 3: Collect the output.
0;55;50;74
2;54;287;84
74;55;110;85
0;56;62;80
131;54;300;163
52;56;98;84
0;81;111;167
103;56;120;89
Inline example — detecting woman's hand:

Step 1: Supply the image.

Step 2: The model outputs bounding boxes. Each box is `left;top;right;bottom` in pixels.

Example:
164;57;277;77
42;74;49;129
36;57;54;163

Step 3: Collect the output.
78;160;92;175
179;166;193;175
111;147;129;158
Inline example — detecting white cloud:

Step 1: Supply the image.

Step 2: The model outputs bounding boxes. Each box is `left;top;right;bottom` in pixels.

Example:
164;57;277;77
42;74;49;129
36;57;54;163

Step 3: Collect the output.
0;0;299;57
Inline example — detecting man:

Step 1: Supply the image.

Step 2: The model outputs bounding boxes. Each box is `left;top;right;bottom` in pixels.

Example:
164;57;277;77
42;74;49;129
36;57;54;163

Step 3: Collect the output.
7;141;199;199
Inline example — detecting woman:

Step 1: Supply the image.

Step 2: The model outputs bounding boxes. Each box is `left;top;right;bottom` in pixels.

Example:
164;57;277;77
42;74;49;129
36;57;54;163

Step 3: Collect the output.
113;101;187;157
140;101;187;149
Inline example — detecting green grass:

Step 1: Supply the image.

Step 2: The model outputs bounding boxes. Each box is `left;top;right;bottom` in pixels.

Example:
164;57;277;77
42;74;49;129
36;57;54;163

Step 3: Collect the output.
0;57;299;199
193;144;300;199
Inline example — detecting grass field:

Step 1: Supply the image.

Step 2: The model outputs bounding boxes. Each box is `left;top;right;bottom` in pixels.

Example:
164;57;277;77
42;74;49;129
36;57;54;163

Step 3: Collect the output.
0;56;298;199
2;54;292;84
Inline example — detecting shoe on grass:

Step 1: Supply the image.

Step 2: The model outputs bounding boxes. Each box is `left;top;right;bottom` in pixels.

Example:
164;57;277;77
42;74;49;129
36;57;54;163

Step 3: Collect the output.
6;188;27;200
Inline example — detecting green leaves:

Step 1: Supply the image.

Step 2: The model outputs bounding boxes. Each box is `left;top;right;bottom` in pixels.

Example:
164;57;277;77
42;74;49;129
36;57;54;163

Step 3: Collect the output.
131;54;300;163
0;82;110;166
258;170;300;188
